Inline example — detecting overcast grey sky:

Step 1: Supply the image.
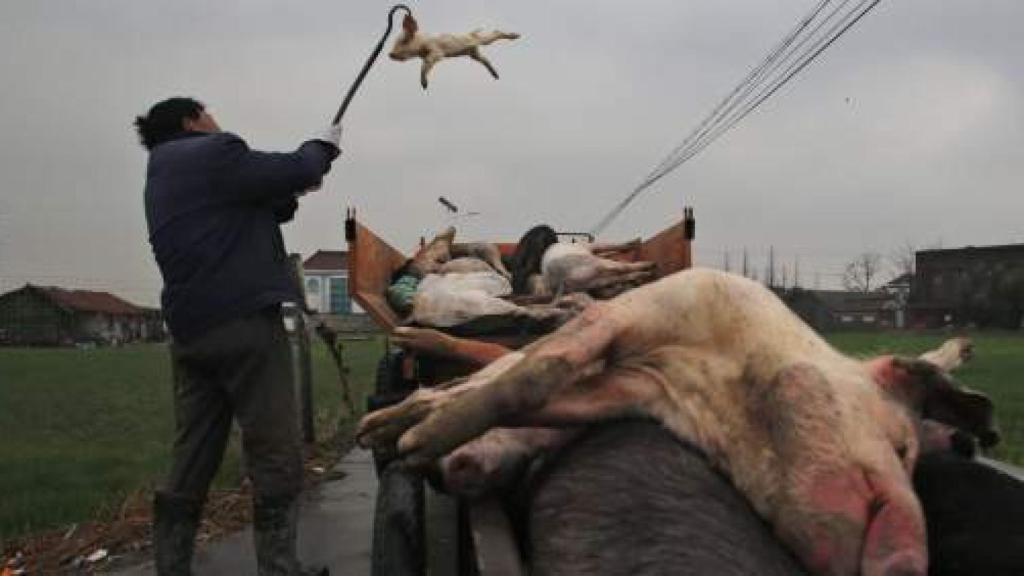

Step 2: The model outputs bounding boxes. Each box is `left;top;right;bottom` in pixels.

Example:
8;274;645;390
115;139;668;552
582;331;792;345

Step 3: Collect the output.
1;1;1021;306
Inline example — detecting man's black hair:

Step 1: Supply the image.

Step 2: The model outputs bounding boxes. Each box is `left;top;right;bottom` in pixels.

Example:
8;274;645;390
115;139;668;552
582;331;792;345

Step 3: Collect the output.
133;97;205;150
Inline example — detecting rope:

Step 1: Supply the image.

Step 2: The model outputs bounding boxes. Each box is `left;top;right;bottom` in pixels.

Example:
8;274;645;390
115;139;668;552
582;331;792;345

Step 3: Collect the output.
332;4;412;125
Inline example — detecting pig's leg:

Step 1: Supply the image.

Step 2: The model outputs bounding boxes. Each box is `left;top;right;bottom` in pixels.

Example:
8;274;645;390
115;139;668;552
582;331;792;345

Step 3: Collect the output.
918;337;972;372
468;49;499;79
441;361;668;496
585;269;658;298
451;242;511;279
561;259;655;294
409;226;455;275
441;427;582;498
357;350;526;449
366;304;627;465
402;357;666;470
589;238;641;256
595;258;656;276
391;327;508;367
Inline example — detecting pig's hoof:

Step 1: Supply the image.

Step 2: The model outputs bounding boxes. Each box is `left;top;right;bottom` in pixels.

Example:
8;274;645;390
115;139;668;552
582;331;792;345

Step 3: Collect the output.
355;389;442;448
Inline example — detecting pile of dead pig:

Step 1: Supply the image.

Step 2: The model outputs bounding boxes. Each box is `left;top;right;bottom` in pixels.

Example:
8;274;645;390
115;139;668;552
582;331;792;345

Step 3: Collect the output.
386;225;657;331
363;261;1024;575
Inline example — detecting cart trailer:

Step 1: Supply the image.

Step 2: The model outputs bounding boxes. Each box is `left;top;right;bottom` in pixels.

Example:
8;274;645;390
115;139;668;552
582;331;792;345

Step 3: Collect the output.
345;211;696;576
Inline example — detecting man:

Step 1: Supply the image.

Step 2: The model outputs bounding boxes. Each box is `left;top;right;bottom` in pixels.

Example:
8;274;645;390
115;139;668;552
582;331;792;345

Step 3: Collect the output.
135;97;340;576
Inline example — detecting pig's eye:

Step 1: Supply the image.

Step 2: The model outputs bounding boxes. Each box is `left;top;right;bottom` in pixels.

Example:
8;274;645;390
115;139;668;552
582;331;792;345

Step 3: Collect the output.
895;444;908;460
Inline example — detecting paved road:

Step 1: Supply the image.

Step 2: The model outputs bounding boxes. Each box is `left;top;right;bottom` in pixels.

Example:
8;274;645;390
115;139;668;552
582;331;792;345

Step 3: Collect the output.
112;449;376;576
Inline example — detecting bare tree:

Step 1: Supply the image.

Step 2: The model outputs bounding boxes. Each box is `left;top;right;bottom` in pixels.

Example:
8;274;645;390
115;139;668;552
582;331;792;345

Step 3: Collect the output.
842;252;883;292
888;241;916;279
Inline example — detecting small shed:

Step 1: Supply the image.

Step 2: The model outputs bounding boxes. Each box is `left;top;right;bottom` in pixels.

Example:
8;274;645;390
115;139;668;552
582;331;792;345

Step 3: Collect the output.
783;288;898;332
0;284;162;346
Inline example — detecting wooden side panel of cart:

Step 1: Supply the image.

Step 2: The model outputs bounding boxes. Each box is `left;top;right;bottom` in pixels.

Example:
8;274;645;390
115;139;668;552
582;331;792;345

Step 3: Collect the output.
345;214;694;338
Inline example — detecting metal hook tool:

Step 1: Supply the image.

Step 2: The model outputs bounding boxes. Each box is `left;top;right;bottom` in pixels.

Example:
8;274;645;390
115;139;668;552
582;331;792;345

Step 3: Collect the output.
332;4;412;125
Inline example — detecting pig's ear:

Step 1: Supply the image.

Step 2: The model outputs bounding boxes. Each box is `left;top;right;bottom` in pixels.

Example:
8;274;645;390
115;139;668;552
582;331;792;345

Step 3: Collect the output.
402;13;419;36
890;356;1000;449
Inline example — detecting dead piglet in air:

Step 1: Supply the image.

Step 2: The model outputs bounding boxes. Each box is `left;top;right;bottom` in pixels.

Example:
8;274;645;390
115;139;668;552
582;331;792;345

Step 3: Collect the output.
360;269;997;576
389;13;520;89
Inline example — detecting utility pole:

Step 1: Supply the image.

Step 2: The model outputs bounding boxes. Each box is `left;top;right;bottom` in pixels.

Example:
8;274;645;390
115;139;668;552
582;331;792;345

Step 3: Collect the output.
723;250;731;272
768;246;776;288
794;255;801;288
742;248;749;278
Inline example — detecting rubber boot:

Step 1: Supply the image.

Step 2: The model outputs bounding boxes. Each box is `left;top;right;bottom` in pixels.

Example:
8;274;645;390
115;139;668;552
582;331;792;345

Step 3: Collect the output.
253;494;330;576
153;491;202;576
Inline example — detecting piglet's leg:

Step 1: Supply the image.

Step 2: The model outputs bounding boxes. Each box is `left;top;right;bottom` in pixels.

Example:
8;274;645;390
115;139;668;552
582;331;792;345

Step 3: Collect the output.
420;51;444;89
469;49;499;79
389;304;626;466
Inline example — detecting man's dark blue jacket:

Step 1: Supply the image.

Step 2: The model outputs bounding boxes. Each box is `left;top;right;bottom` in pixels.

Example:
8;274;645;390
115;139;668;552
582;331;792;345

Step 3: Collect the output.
144;131;336;343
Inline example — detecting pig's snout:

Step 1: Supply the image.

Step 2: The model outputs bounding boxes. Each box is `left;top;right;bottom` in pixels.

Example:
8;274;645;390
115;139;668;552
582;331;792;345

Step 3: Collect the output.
792;465;926;576
863;550;927;576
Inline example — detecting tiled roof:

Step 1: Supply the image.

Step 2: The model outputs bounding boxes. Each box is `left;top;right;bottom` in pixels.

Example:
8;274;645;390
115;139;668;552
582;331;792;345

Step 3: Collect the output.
885;272;913;287
303;250;348;271
805;289;894;313
918;243;1024;257
31;285;144;315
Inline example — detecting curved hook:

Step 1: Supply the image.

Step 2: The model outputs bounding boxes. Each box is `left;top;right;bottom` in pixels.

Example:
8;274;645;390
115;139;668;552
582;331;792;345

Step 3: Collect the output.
332;4;413;125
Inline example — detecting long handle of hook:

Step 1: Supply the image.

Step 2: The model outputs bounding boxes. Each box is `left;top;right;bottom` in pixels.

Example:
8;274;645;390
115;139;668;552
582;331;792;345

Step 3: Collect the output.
332;4;412;125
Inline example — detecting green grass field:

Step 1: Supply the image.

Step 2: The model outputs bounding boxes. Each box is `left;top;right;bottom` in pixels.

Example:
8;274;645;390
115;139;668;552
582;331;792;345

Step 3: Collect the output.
1;330;1021;541
0;336;385;540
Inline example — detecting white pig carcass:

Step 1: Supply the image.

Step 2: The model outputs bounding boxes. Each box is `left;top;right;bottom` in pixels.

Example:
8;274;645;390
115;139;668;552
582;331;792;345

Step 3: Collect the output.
361;268;996;576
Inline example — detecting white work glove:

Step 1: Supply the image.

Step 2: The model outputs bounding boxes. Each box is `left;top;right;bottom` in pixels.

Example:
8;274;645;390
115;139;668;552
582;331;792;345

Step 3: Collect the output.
311;123;342;152
299;124;342;195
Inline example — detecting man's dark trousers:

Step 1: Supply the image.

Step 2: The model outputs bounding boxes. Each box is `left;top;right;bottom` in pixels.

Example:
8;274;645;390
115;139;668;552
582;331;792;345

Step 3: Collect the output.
166;305;301;501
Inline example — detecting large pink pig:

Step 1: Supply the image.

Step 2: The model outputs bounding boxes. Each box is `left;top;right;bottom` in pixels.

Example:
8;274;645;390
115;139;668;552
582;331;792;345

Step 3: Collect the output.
361;269;996;576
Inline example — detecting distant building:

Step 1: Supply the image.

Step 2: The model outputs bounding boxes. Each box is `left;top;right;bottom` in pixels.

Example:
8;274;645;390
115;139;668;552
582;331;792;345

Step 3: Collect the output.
910;244;1024;329
783;288;899;332
0;284;165;346
880;272;913;329
301;250;361;315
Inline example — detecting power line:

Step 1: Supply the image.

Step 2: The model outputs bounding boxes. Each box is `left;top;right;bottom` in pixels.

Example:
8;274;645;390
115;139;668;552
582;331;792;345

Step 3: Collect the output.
651;0;881;180
640;0;836;184
639;0;866;186
590;0;885;237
